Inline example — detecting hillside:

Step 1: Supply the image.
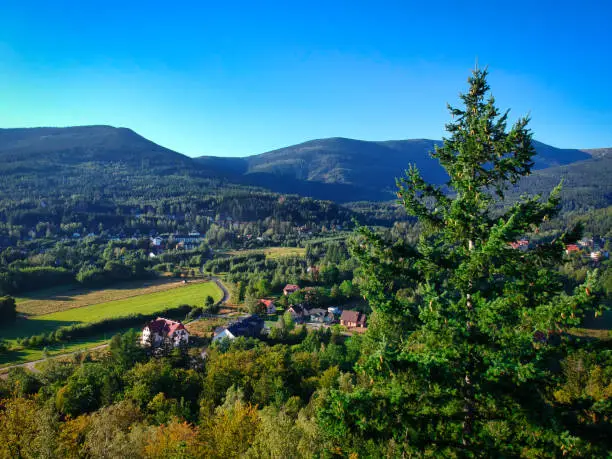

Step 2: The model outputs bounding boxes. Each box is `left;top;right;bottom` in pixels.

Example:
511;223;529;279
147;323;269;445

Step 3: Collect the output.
0;126;357;245
582;147;612;158
511;155;612;212
0;125;609;213
0;125;195;175
198;137;598;202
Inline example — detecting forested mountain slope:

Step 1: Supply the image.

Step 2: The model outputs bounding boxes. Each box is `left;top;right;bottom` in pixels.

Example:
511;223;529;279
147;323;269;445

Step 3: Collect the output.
0;125;609;214
0;125;195;174
0;126;356;243
197;137;597;202
510;155;612;212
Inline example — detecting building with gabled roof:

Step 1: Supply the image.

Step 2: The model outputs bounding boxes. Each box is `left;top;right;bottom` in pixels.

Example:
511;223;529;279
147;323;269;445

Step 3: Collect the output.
309;308;336;324
565;244;580;255
141;317;189;348
340;310;367;329
212;315;264;343
259;299;277;314
287;304;308;322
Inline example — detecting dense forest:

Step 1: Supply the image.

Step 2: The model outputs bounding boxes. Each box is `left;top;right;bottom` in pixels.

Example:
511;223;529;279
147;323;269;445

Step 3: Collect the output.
0;70;610;457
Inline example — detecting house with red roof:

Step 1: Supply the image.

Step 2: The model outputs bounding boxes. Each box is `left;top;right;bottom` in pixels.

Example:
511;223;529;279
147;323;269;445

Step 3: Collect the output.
509;239;529;251
565;244;580;255
283;284;300;295
259;299;276;314
141;317;189;348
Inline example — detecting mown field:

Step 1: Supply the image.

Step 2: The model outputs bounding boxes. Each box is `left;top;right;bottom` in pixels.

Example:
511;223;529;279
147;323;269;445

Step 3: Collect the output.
4;281;222;340
0;281;222;367
15;277;200;316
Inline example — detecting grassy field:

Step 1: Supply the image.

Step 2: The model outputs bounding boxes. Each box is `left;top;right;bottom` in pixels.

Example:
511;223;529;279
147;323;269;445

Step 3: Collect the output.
0;332;122;369
226;246;306;259
15;277;202;316
4;281;222;340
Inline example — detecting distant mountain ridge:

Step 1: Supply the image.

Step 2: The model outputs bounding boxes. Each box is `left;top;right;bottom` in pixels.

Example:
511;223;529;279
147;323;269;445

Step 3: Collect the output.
0;125;193;174
197;136;595;201
0;125;608;206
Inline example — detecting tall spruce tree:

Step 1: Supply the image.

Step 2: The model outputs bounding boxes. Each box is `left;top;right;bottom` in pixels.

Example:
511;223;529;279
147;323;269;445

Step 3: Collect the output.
318;68;604;456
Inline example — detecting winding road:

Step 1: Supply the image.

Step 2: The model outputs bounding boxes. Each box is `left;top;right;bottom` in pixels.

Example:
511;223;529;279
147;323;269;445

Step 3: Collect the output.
210;276;230;304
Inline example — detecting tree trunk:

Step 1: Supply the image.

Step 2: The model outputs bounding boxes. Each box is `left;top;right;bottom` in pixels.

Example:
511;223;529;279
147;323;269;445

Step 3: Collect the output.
463;240;475;446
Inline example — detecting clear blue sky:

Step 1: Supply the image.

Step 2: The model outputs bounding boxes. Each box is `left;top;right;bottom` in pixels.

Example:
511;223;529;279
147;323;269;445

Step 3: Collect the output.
1;1;610;157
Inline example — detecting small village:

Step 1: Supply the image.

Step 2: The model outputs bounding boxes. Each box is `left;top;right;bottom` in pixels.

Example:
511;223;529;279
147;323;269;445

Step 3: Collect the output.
509;235;609;262
140;281;368;359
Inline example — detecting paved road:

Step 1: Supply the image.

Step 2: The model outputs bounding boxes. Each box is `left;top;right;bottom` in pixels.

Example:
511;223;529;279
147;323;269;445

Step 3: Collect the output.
1;278;231;378
210;276;230;304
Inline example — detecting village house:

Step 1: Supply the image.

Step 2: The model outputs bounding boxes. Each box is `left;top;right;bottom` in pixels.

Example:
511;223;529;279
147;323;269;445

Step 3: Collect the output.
212;315;264;342
151;236;164;247
283;284;300;296
141;317;189;348
308;308;336;324
287;304;308;322
565;244;580;255
174;231;203;250
509;239;529;251
340;310;367;329
259;299;276;314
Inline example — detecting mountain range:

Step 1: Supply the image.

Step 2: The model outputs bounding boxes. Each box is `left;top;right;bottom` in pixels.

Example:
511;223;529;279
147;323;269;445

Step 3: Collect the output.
0;125;609;207
196;137;599;202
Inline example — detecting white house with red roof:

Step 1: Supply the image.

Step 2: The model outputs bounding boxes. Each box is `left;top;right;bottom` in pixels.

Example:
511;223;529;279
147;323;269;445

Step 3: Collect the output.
141;317;189;348
259;299;276;314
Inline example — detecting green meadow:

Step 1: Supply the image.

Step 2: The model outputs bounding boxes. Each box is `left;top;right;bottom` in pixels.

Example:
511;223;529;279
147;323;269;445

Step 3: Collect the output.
0;281;222;366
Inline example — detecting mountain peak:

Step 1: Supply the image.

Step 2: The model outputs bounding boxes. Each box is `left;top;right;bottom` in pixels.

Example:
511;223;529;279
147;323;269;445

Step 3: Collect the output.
0;125;191;172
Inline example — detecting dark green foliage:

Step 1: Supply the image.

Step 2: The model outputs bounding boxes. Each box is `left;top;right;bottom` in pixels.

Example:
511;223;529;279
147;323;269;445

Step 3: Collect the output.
0;268;73;295
6;367;41;396
205;295;215;309
55;362;110;416
331;68;608;456
197;136;598;203
109;329;146;368
0;296;17;324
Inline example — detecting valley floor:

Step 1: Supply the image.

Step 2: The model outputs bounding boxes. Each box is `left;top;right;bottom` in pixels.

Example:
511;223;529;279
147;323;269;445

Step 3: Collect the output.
0;280;223;368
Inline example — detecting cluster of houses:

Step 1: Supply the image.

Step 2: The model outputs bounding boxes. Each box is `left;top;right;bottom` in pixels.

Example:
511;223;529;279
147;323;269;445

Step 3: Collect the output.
150;231;204;252
565;237;609;261
509;236;609;262
140;282;368;353
285;304;338;324
258;283;368;329
141;314;266;349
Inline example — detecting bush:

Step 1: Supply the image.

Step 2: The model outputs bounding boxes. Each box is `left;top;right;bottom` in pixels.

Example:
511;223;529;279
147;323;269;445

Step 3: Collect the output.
0;296;17;324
